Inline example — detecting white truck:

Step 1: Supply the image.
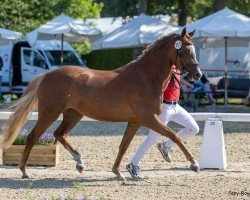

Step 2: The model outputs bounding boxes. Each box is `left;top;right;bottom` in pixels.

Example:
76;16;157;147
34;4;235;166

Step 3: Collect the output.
0;40;85;94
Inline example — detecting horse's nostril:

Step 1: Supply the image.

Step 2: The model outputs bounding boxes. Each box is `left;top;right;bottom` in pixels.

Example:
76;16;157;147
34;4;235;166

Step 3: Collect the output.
196;73;202;79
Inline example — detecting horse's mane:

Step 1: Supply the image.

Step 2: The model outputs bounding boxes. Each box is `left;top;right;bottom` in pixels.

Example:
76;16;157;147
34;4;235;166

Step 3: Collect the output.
131;33;178;64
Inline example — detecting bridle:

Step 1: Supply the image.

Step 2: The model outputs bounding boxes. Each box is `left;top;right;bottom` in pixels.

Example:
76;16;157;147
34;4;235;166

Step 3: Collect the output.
173;36;200;75
169;36;200;93
168;34;201;96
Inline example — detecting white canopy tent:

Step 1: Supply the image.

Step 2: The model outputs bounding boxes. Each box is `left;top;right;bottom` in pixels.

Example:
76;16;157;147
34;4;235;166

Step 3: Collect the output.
27;14;102;45
86;15;172;35
0;28;22;45
177;7;250;105
181;7;250;38
26;14;102;64
237;23;250;37
92;14;179;50
86;17;124;34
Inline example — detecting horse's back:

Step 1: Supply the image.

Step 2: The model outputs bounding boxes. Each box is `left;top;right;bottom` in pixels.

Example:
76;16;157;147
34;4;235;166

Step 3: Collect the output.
38;65;118;96
36;66;137;122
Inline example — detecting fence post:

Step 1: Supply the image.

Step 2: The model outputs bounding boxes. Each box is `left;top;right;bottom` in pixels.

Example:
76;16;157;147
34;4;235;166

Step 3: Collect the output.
199;118;227;169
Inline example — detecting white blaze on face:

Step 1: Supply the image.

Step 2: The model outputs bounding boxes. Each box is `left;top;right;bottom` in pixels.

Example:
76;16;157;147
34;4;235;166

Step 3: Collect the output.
190;45;198;62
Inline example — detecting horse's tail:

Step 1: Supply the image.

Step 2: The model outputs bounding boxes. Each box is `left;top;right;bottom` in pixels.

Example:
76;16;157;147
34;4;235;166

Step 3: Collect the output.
0;73;46;149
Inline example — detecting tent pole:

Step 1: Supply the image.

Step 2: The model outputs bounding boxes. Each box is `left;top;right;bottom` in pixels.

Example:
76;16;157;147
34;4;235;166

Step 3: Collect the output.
61;34;64;66
224;37;228;106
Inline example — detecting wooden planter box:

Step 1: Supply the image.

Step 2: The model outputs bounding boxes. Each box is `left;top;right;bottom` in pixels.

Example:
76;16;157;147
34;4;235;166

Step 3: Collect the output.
2;145;59;166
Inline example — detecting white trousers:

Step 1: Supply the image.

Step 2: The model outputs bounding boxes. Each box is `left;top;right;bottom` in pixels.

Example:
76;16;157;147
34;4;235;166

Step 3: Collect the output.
131;103;199;166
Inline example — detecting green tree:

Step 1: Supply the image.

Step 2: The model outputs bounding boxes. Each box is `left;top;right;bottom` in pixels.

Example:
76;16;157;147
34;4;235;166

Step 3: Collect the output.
98;0;249;25
0;0;103;55
99;0;138;18
0;0;57;33
213;0;226;11
227;0;250;17
60;0;103;19
0;0;103;34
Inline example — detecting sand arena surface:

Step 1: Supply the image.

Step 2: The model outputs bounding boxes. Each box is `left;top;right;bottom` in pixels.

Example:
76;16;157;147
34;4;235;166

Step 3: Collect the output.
0;121;249;200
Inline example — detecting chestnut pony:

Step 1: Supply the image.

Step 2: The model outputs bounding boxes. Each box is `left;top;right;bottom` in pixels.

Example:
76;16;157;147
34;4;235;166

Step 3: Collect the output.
1;28;202;180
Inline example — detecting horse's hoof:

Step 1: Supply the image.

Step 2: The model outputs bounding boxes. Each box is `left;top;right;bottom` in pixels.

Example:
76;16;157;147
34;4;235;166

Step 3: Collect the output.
76;163;84;174
190;163;200;173
117;172;126;181
22;173;30;179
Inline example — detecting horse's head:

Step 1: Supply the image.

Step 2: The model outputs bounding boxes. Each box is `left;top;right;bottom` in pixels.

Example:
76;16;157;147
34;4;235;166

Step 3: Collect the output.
171;27;202;80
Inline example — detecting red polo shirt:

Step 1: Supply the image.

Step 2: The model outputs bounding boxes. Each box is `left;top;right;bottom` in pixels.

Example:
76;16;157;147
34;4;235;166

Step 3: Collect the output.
163;73;180;101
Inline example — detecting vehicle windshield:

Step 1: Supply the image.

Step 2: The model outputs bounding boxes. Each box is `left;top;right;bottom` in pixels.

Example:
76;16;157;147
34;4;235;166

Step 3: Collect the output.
44;50;85;66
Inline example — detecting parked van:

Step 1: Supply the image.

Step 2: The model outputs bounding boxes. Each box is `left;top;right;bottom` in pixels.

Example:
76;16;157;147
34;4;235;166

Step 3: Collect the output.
0;40;85;94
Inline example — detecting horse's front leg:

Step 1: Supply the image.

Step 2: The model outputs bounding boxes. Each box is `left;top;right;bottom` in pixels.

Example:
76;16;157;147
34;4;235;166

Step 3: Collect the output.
142;114;200;173
112;123;140;181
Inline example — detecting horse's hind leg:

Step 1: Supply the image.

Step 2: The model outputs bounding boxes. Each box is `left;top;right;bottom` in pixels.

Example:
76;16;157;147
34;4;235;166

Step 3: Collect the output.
19;111;61;179
53;109;84;173
112;122;140;181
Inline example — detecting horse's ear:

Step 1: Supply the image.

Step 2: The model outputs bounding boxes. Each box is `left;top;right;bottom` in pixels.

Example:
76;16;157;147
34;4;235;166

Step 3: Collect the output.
180;27;187;38
188;29;195;39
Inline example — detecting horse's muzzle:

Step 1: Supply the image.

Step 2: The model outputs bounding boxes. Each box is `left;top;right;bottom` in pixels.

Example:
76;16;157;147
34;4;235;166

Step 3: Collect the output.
193;65;202;80
195;71;202;80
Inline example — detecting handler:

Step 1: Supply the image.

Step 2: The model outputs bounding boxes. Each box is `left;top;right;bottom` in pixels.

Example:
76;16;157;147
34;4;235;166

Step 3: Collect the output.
126;69;200;178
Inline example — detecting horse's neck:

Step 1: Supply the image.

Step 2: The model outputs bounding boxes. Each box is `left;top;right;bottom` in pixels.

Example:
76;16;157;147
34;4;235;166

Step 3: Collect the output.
114;64;130;73
115;41;173;88
136;50;172;88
